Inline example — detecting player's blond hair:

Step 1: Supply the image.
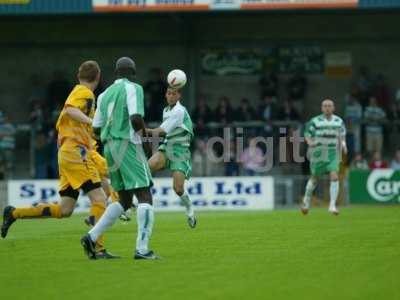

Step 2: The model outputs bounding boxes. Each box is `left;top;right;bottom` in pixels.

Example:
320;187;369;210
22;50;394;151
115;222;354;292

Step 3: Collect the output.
78;60;100;83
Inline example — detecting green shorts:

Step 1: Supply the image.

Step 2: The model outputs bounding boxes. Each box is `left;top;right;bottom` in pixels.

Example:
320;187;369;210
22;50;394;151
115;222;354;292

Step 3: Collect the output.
309;148;340;176
104;139;153;192
158;143;192;179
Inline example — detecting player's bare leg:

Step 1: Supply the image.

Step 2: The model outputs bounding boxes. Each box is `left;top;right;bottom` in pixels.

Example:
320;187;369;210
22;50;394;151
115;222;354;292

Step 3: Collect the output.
301;176;318;215
328;172;340;215
173;171;196;228
148;151;167;172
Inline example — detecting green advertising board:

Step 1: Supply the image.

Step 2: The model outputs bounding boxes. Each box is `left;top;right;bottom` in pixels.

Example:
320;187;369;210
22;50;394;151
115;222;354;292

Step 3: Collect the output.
200;46;323;76
349;169;400;204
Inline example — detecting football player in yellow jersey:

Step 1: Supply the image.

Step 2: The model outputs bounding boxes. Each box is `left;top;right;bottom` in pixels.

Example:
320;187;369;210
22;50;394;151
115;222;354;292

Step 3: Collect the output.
1;61;118;259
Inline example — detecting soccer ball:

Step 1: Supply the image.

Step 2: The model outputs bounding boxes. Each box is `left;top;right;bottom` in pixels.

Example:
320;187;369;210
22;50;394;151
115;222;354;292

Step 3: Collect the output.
167;69;187;89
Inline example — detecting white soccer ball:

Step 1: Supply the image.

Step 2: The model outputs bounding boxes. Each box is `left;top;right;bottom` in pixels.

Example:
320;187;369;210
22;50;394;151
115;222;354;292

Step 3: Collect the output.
167;69;187;89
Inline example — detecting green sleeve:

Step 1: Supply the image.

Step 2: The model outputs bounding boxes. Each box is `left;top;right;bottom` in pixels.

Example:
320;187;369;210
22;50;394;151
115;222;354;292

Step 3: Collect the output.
304;119;315;138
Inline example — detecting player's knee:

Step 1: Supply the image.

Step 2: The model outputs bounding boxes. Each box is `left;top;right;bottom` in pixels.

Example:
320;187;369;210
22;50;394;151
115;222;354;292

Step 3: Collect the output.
119;199;132;211
60;206;74;218
173;184;184;197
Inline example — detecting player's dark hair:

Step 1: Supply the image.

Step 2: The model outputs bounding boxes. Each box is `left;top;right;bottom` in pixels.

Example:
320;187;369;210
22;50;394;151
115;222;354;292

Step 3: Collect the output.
78;61;100;83
115;57;136;81
167;86;182;94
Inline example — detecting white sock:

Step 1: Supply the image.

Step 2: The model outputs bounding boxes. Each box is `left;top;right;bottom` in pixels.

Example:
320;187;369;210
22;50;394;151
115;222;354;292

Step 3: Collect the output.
136;203;154;255
303;179;317;209
89;202;124;242
179;191;194;217
329;181;339;210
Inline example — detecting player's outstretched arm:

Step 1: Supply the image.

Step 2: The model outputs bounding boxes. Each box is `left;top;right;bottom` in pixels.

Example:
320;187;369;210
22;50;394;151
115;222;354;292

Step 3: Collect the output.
65;107;92;125
146;128;167;137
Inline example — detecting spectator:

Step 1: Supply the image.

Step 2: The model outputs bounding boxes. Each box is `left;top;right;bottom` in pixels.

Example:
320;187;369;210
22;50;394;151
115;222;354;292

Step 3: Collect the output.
259;70;278;98
373;74;391;112
192;97;214;137
144;68;167;122
47;70;71;110
277;100;300;121
234;98;256;122
0;111;16;177
192;139;223;176
344;95;363;156
364;97;386;154
350;152;369;170
390;150;400;170
240;138;265;176
258;95;278;136
369;151;388;169
214;96;234;125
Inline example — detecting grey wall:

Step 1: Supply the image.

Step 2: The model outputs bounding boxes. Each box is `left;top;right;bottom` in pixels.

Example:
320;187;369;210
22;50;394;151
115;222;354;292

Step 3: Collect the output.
0;11;399;121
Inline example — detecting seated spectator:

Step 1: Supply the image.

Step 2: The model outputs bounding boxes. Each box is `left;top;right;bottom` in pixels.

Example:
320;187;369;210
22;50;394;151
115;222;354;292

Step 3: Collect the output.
0;111;16;177
240;138;265;176
192;139;223;176
369;151;388;169
192;97;213;137
259;70;278;98
277;100;300;121
214;96;234;125
234;98;256;122
390;150;400;170
351;153;369;170
144;68;167;122
364;97;386;154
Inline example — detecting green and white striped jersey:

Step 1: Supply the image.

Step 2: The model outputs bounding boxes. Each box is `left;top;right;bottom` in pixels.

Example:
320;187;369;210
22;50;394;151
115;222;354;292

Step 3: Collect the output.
304;114;346;148
160;101;193;148
93;78;144;144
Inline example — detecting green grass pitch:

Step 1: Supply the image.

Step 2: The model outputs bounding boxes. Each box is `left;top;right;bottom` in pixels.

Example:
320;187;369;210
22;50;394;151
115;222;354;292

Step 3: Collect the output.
1;207;399;300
